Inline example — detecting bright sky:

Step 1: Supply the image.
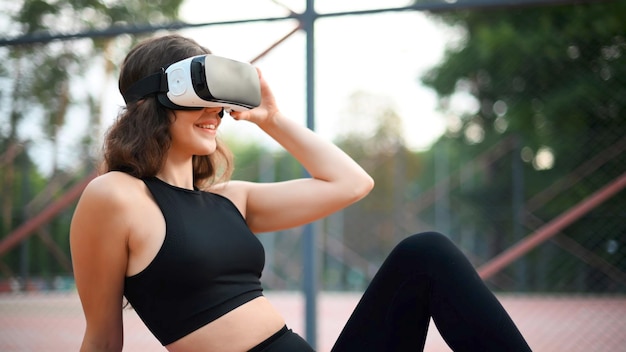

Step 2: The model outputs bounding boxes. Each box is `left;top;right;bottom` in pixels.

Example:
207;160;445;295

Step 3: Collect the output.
172;0;451;150
12;0;459;176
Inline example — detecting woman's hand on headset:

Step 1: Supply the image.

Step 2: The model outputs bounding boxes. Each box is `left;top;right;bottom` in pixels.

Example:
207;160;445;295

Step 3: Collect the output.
229;68;280;128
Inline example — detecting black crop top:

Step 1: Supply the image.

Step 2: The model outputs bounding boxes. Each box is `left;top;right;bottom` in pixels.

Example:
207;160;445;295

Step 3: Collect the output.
123;177;265;345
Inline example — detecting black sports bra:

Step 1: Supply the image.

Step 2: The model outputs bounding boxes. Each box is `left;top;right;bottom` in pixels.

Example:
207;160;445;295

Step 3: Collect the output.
123;177;265;345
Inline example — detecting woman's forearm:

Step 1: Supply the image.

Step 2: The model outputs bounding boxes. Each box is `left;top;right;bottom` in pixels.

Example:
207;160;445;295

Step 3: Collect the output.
258;111;374;196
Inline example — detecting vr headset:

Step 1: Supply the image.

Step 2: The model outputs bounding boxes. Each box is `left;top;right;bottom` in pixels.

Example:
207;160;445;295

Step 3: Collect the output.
122;54;261;113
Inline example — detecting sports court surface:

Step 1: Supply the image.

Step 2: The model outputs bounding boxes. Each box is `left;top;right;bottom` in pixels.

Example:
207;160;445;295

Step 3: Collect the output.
1;291;624;351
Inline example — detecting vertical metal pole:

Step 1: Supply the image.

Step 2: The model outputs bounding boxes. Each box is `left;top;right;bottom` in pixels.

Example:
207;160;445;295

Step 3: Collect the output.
259;153;277;287
19;161;31;291
302;0;317;348
511;135;527;290
435;141;451;237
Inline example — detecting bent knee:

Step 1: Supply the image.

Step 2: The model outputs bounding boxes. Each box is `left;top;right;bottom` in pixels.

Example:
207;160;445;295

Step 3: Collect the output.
398;231;451;247
393;232;455;258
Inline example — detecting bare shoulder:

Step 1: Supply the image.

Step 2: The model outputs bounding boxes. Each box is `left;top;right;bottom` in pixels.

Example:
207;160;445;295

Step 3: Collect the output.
72;172;149;242
208;179;254;198
207;180;254;217
81;171;145;205
74;172;150;224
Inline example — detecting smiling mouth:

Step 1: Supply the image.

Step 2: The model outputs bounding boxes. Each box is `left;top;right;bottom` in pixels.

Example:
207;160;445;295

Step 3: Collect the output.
196;124;217;130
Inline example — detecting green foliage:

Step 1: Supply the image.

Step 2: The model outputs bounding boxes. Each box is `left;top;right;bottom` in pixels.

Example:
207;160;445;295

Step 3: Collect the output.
333;93;428;262
423;1;626;148
0;0;186;286
420;1;626;292
225;136;271;182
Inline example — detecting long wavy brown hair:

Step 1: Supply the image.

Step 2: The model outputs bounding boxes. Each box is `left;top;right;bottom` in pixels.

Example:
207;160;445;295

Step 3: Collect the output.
103;34;233;188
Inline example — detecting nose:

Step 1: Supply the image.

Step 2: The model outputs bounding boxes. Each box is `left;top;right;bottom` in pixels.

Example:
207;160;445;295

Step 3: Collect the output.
204;107;225;118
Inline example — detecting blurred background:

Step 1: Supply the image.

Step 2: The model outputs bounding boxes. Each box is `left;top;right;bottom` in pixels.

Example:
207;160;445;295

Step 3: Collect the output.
0;0;625;351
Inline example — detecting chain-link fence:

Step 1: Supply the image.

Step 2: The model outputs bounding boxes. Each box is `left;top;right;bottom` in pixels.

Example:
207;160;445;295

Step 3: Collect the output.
1;0;625;351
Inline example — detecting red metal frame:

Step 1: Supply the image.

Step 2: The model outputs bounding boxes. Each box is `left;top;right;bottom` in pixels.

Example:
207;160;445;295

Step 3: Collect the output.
478;172;626;279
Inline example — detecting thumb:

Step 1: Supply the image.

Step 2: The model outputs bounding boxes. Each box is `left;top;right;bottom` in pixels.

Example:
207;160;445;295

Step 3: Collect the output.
229;109;249;121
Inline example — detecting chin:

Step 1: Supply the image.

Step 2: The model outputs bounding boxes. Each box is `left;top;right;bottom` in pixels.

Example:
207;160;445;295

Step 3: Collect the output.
194;144;217;156
195;148;217;156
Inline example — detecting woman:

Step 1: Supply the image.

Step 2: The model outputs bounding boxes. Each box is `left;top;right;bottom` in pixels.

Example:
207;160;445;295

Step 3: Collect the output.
70;34;531;351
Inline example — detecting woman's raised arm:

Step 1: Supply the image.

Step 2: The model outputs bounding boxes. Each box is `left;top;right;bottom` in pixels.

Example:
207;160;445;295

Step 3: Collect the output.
219;70;374;233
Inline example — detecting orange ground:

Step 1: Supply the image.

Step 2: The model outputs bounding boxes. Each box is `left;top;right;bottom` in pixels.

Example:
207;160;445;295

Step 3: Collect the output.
1;291;625;351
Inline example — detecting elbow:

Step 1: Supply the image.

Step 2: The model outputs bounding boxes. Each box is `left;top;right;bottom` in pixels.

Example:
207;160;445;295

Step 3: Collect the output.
363;174;375;196
351;173;375;202
80;328;124;352
80;340;123;352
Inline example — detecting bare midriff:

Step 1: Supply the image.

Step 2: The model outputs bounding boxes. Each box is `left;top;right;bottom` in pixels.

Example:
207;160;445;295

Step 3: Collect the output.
165;296;286;352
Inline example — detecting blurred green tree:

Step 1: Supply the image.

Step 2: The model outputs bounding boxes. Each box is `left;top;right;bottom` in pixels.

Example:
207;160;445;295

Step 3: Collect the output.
0;0;185;283
420;0;626;292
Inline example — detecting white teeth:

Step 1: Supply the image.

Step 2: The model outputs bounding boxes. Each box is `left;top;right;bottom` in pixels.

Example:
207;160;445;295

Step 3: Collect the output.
197;124;216;130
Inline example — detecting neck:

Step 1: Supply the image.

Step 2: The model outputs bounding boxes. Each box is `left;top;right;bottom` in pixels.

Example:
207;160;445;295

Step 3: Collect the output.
157;154;194;190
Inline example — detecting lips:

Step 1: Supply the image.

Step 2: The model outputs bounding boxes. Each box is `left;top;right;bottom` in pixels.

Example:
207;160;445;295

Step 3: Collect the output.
195;123;217;130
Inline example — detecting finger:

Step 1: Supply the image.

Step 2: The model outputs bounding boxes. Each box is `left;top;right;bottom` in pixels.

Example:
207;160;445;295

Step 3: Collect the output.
229;110;241;120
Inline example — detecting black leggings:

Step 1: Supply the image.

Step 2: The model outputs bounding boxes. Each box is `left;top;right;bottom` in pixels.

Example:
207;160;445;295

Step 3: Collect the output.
252;232;531;351
248;325;314;352
331;232;531;352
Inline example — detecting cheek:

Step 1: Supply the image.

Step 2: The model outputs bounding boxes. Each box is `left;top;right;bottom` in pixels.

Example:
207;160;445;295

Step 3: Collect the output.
169;115;194;139
168;125;183;144
168;123;196;151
